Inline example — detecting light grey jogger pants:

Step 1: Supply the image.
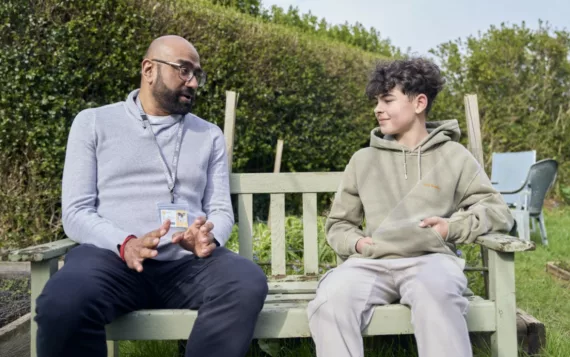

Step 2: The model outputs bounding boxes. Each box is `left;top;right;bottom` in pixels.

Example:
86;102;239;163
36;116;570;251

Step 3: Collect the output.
307;253;471;357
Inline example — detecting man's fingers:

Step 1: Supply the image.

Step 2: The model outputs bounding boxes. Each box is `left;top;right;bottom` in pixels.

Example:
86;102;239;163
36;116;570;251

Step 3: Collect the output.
171;232;184;243
192;216;207;229
133;260;143;273
140;247;158;259
160;219;172;231
143;236;160;248
199;232;214;244
200;221;214;233
148;220;171;239
198;242;217;257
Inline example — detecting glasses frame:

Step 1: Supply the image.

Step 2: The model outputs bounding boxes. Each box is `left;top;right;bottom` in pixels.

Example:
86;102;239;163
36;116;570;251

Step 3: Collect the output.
151;58;207;87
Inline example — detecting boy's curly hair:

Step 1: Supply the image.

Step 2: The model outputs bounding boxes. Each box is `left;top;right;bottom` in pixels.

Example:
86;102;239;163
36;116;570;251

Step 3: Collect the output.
365;58;445;115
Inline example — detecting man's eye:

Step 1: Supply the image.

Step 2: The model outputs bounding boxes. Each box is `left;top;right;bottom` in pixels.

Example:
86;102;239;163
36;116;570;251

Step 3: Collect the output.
180;67;191;76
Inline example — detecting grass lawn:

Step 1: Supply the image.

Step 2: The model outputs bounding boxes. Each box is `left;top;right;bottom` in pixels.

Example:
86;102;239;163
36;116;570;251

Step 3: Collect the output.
120;207;570;357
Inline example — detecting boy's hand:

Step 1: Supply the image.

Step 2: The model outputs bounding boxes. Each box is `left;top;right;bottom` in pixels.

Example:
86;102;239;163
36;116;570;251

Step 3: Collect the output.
419;217;449;240
356;237;373;254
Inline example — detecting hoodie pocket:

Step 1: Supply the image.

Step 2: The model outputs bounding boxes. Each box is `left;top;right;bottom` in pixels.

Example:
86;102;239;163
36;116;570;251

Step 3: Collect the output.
429;227;446;245
363;220;452;259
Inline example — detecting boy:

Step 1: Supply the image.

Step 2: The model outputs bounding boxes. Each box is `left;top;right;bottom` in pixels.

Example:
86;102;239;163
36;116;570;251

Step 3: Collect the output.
307;58;514;357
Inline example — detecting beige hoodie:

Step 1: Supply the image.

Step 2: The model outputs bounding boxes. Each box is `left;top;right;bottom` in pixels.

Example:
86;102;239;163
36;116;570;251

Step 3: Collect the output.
326;120;514;260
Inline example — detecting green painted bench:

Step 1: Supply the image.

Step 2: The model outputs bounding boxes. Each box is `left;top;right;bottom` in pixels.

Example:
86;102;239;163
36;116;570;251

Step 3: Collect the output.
8;171;535;357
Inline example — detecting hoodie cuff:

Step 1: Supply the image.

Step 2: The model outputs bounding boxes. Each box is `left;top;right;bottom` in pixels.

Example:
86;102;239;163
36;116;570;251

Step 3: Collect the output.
446;219;460;242
345;232;365;255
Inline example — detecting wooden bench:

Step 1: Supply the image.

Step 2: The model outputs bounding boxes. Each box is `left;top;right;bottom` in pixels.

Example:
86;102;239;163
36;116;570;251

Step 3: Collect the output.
8;171;535;357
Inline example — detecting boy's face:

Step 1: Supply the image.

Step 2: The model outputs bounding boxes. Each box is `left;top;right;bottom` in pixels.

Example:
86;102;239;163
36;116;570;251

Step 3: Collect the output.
374;87;425;137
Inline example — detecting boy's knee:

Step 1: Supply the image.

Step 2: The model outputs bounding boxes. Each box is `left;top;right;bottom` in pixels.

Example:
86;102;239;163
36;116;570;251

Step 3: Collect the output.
313;274;361;312
407;274;467;310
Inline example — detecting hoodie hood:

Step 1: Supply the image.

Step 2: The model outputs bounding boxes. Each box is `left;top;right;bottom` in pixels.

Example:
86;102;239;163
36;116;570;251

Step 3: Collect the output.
369;120;461;180
370;119;461;152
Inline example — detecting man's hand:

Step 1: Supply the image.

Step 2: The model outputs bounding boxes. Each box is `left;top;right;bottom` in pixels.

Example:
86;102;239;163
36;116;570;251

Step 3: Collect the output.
355;237;373;254
171;216;217;258
419;217;449;240
124;220;171;272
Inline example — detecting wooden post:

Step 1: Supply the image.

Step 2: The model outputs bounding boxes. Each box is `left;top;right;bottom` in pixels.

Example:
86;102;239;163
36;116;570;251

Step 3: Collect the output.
464;94;484;166
223;91;238;173
464;94;490;299
268;140;284;229
273;140;284;174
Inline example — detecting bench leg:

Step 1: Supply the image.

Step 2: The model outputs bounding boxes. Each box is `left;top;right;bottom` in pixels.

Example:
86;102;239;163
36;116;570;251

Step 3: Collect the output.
488;250;518;357
30;259;58;357
107;341;120;357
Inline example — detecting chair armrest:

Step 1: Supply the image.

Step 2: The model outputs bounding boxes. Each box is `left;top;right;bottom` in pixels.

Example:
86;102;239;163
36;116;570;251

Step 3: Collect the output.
7;238;78;262
474;233;535;252
496;180;531;195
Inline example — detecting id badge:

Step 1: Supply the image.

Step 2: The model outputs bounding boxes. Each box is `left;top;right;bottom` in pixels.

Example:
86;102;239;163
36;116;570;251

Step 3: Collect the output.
157;203;190;228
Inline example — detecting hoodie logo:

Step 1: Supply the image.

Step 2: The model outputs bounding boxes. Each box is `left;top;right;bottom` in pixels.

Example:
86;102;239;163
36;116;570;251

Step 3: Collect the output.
424;183;441;190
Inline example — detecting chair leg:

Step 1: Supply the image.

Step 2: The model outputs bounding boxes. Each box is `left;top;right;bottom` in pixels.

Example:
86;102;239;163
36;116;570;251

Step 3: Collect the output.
511;209;530;241
107;341;120;357
538;212;548;246
531;217;536;233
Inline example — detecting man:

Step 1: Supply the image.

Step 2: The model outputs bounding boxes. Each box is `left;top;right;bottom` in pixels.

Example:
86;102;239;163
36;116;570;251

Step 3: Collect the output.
35;35;268;357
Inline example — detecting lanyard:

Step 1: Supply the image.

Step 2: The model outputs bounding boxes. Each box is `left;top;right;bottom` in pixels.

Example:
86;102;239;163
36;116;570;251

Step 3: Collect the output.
136;96;185;203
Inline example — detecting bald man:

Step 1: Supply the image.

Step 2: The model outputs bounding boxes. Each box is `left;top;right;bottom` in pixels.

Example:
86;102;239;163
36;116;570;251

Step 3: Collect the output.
34;36;268;357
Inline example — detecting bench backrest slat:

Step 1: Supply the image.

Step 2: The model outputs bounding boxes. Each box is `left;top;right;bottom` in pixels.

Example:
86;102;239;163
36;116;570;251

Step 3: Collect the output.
270;193;287;276
302;193;319;275
237;193;254;260
230;172;343;193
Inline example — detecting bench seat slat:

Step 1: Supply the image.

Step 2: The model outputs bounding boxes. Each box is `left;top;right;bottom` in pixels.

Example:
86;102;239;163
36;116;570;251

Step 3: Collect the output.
106;299;496;340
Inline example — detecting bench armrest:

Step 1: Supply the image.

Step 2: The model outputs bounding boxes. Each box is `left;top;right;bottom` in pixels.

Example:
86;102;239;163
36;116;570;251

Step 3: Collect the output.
474;233;535;252
8;238;78;262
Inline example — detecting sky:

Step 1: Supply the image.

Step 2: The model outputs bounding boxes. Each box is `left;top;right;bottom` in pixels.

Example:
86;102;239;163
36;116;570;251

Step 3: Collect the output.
261;0;569;56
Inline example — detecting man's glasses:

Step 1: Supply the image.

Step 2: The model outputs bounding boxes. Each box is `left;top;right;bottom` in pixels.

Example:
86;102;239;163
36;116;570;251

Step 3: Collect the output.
151;59;207;87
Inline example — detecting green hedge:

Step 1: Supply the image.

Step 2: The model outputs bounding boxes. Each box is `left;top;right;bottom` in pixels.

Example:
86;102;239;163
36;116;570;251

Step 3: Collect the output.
0;0;380;248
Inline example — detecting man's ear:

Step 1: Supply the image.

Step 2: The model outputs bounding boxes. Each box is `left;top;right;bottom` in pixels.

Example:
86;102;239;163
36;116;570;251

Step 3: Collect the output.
141;58;155;85
415;94;428;114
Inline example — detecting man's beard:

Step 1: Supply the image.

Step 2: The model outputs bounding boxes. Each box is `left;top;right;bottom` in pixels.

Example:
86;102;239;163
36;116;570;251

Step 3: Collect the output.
152;70;195;115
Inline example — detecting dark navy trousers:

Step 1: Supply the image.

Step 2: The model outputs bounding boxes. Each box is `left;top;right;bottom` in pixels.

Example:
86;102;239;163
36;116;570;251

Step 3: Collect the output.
35;244;268;357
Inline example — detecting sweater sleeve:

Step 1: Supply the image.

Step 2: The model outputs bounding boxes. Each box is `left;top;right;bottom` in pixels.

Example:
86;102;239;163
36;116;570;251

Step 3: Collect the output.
61;109;131;254
202;125;234;246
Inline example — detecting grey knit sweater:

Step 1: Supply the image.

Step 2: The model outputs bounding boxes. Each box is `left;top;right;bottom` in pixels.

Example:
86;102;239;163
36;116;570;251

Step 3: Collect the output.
62;89;234;260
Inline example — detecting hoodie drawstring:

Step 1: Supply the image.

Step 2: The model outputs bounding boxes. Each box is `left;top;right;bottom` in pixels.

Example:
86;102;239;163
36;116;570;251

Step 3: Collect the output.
417;146;422;180
402;149;408;180
402;147;422;181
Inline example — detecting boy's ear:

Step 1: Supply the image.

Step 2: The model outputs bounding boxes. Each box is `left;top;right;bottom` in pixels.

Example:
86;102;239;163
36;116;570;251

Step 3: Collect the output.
415;94;428;114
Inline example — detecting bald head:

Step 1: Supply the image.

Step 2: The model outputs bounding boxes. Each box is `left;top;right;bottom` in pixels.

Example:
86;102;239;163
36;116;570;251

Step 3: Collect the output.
145;35;199;62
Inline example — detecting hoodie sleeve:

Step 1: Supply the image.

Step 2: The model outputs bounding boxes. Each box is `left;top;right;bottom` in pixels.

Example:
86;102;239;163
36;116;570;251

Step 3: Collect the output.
325;156;366;257
446;157;514;244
